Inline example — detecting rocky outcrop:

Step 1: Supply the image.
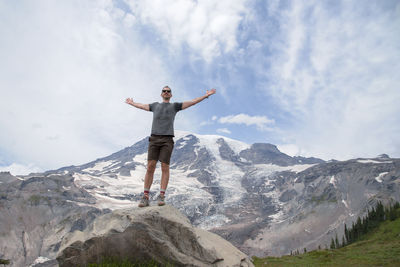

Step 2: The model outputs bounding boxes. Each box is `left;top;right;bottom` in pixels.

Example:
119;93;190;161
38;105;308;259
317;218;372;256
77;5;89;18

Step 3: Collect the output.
0;173;105;267
57;205;254;267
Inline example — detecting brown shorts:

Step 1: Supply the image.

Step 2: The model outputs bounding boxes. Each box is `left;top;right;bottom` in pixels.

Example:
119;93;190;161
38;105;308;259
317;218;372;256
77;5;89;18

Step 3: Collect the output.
147;135;174;165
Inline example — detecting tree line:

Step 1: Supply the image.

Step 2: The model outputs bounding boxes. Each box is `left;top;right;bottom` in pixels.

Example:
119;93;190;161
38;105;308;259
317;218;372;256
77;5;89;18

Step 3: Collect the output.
330;200;400;249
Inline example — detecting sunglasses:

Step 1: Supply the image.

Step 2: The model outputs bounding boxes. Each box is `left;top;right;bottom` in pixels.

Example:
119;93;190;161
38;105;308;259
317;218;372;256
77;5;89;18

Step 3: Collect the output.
162;90;171;93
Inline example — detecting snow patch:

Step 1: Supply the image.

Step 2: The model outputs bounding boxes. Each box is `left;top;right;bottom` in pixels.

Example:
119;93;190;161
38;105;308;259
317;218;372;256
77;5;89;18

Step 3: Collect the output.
268;209;285;223
196;134;247;203
342;199;349;209
254;163;315;174
288;164;316;173
197;214;231;229
375;172;388;183
223;137;251;154
29;256;51;266
83;160;118;173
93;193;134;209
330;175;337;188
176;140;188;149
175;130;250;154
133;152;148;163
357;159;392;164
342;199;354;216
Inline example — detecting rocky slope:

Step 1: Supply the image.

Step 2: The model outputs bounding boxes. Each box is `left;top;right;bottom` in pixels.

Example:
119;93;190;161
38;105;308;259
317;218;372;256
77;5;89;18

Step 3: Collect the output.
0;173;107;266
215;156;400;256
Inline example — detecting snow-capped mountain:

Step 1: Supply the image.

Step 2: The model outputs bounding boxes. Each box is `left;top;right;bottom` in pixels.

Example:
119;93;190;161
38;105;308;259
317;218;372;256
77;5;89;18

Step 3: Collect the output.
45;131;323;228
1;131;399;265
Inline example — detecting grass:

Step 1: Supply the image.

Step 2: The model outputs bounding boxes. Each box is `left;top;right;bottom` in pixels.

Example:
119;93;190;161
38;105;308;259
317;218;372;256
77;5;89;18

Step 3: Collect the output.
253;217;400;266
0;259;11;265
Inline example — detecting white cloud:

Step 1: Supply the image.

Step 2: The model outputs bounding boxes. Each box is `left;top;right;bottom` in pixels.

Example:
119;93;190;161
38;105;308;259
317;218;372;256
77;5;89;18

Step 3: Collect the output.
125;0;250;62
199;115;219;127
199;121;212;127
2;0;398;170
258;1;400;159
216;128;231;135
0;1;174;170
218;113;275;131
0;163;42;176
277;144;300;157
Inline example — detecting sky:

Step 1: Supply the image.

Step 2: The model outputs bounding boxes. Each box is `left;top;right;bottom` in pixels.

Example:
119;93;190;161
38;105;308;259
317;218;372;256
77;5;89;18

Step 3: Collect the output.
1;0;400;175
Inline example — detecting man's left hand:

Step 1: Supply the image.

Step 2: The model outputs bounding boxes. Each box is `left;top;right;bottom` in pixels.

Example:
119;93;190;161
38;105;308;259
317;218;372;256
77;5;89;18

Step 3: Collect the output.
206;88;216;97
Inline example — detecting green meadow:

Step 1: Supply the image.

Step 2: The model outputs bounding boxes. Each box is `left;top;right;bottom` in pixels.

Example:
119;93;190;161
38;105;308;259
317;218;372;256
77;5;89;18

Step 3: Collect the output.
253;215;400;266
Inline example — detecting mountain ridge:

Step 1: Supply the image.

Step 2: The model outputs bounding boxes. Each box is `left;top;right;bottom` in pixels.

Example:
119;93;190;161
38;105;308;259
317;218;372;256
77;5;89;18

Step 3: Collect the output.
45;131;324;175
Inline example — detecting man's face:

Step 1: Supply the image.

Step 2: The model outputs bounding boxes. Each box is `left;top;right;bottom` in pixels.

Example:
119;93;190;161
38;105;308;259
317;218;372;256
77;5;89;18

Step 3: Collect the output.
161;87;172;100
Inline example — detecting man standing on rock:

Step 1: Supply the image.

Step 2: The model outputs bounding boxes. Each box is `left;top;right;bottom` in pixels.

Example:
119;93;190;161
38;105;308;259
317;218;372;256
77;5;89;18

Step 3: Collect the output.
125;86;216;207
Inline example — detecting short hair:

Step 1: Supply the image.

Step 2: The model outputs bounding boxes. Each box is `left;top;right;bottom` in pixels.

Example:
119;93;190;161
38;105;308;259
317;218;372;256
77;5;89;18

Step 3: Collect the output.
163;86;170;89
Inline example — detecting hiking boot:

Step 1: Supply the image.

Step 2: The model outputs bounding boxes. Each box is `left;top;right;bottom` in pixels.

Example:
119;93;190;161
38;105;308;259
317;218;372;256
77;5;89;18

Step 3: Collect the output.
138;195;149;207
157;194;165;206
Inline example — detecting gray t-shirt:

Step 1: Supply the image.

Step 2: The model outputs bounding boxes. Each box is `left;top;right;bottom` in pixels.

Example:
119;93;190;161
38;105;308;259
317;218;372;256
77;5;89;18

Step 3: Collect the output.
149;102;182;136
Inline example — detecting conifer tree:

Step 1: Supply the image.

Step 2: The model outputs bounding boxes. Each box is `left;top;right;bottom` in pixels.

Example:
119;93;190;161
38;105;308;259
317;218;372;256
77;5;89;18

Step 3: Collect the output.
356;216;362;239
385;204;391;220
362;216;368;234
377;201;385;221
350;221;356;243
388;202;399;221
330;238;336;249
335;233;340;248
344;223;349;243
340;201;400;249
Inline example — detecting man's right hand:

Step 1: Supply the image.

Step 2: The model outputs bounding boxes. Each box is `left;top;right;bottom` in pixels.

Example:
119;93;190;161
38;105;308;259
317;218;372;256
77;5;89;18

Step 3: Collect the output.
125;98;150;111
125;98;134;105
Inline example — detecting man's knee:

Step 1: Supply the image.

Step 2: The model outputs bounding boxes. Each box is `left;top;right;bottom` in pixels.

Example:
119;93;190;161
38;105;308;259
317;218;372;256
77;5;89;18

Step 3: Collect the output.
147;160;157;172
161;162;169;172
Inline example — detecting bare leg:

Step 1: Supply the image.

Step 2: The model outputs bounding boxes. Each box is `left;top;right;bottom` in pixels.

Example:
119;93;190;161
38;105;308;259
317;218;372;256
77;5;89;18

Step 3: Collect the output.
144;160;157;190
160;162;170;192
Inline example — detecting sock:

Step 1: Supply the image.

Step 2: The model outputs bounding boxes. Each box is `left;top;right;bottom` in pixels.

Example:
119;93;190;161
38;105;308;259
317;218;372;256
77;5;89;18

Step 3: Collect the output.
144;188;150;198
160;189;166;196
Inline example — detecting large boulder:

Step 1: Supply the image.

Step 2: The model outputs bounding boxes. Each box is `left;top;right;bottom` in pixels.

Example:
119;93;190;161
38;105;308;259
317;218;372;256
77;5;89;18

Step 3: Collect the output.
57;205;253;267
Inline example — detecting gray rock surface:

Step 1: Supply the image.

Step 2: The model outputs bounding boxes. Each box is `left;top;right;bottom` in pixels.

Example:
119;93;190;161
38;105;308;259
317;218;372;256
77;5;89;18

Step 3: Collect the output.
0;171;18;183
239;143;324;166
232;158;400;256
57;205;254;267
0;173;106;267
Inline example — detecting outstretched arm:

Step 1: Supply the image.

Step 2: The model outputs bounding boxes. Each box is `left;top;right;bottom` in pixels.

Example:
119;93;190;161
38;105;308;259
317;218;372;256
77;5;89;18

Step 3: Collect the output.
182;89;216;110
125;98;150;111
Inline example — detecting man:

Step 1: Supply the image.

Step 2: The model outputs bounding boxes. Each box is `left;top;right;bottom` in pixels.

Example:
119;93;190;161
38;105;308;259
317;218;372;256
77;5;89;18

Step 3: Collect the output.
125;86;216;207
